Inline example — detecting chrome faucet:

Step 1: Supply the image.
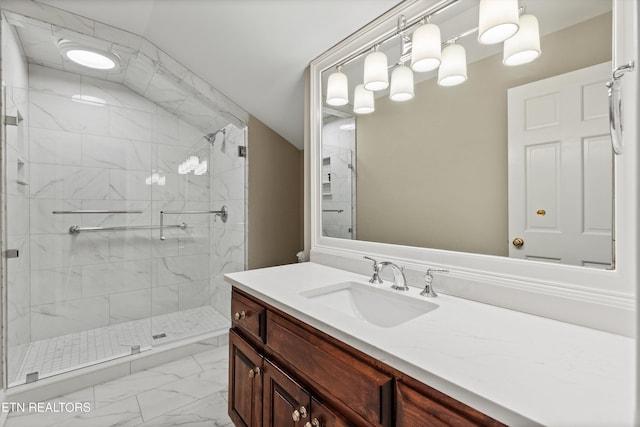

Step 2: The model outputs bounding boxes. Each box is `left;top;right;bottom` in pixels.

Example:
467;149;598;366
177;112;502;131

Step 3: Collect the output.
363;256;383;284
379;262;409;291
420;268;449;297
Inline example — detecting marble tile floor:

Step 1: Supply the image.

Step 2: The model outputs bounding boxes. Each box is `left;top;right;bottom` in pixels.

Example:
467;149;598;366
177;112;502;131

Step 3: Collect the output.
11;306;230;386
5;345;233;427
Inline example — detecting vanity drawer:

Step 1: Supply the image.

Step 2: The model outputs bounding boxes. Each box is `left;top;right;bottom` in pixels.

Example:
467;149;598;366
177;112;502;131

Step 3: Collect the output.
267;311;393;427
396;382;504;427
231;290;266;343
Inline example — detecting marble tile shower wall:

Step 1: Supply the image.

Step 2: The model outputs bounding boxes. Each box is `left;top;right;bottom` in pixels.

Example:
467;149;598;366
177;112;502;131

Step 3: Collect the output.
24;64;243;342
3;14;31;380
322;119;355;239
209;124;246;318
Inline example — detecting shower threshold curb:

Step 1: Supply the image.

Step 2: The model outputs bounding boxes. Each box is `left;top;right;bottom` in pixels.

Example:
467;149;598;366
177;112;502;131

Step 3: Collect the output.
3;329;228;407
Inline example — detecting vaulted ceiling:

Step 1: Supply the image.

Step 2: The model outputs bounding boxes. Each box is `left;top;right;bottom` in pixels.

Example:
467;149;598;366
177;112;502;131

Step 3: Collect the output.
35;0;402;149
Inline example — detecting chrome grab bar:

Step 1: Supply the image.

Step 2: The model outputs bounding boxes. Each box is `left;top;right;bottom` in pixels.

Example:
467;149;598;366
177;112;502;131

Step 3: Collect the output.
606;61;635;155
322;209;344;213
69;223;186;234
53;210;143;214
159;206;228;240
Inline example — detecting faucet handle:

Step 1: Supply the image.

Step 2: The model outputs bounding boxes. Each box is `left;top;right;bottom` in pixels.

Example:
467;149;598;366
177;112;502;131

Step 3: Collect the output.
421;269;449;298
363;256;383;284
426;268;449;278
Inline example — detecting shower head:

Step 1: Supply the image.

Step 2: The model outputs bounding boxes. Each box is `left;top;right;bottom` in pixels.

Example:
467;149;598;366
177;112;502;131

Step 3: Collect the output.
204;128;226;145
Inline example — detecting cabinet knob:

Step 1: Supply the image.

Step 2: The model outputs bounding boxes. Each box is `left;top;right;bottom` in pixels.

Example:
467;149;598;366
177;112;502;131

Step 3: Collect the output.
233;310;246;321
305;418;321;427
512;237;524;248
248;366;261;378
292;406;307;422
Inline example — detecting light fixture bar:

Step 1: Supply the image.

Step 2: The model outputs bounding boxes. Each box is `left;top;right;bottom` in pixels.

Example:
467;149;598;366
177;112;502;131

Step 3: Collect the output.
443;27;479;46
333;0;460;70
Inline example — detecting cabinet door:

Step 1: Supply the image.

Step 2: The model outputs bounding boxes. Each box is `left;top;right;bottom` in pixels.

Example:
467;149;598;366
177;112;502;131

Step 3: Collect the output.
264;359;311;427
229;330;263;427
309;397;355;427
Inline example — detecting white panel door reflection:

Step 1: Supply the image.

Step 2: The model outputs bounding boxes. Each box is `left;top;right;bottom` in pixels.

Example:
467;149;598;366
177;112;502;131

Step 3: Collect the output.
508;62;612;267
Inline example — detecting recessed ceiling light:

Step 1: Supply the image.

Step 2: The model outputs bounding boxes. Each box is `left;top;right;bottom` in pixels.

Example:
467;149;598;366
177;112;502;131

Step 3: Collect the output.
58;40;120;70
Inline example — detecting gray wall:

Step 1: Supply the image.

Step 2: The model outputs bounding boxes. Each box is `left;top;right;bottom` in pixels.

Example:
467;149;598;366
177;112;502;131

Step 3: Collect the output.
248;116;303;269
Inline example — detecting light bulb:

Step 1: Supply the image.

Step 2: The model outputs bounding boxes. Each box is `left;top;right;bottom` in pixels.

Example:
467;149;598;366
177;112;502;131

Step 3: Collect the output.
411;23;441;72
438;44;467;87
363;51;389;91
326;70;349;106
503;14;541;66
478;0;520;45
390;66;414;101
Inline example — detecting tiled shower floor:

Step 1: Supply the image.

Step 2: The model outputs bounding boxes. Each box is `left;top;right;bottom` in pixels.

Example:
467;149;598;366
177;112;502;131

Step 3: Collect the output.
11;306;229;386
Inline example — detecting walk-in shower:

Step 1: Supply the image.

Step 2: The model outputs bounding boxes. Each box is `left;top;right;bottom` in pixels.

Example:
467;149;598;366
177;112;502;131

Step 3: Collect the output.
1;7;248;389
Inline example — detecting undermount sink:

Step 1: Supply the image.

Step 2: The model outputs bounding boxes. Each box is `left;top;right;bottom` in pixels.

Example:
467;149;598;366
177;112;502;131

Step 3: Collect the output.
300;281;438;328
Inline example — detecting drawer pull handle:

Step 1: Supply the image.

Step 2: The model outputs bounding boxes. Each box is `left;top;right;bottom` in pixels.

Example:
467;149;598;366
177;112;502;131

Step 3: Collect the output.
305;418;321;427
292;406;307;421
233;311;246;321
248;366;261;378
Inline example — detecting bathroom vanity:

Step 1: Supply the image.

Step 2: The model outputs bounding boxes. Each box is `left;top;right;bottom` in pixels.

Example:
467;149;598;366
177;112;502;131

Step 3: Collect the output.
226;263;634;426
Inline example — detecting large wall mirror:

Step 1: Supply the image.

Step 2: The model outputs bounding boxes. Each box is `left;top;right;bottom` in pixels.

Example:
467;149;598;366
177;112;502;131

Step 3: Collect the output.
320;0;615;269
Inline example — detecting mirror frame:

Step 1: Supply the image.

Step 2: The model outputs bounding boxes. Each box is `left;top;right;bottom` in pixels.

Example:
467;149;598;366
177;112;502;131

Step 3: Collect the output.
309;0;637;317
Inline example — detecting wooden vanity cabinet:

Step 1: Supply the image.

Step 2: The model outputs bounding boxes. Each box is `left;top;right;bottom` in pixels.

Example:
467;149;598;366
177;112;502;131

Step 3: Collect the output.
263;359;354;427
263;358;310;427
267;310;392;426
229;330;263;427
229;287;505;427
231;290;266;344
395;381;502;427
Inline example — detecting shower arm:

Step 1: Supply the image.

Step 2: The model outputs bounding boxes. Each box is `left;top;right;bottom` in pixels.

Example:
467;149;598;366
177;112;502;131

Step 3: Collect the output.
159;206;228;240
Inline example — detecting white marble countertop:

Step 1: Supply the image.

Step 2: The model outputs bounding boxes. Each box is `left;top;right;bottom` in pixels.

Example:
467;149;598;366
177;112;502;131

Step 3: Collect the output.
225;262;635;427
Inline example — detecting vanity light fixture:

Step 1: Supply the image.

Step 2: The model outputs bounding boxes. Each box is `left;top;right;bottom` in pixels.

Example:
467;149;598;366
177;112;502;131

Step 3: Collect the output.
325;1;541;105
58;40;120;70
363;46;389;91
353;84;375;114
390;64;415;101
438;42;467;86
411;20;442;72
478;0;520;45
503;13;541;66
326;66;349;106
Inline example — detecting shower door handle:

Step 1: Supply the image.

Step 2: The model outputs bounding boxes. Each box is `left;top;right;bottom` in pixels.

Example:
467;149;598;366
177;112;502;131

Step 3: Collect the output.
607;61;635;155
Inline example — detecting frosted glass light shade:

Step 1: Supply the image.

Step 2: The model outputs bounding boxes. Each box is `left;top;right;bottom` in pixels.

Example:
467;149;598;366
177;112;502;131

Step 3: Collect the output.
411;23;442;72
363;51;389;91
390;66;414;102
503;14;541;66
478;0;520;45
438;44;467;87
326;71;349;106
353;84;375;114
